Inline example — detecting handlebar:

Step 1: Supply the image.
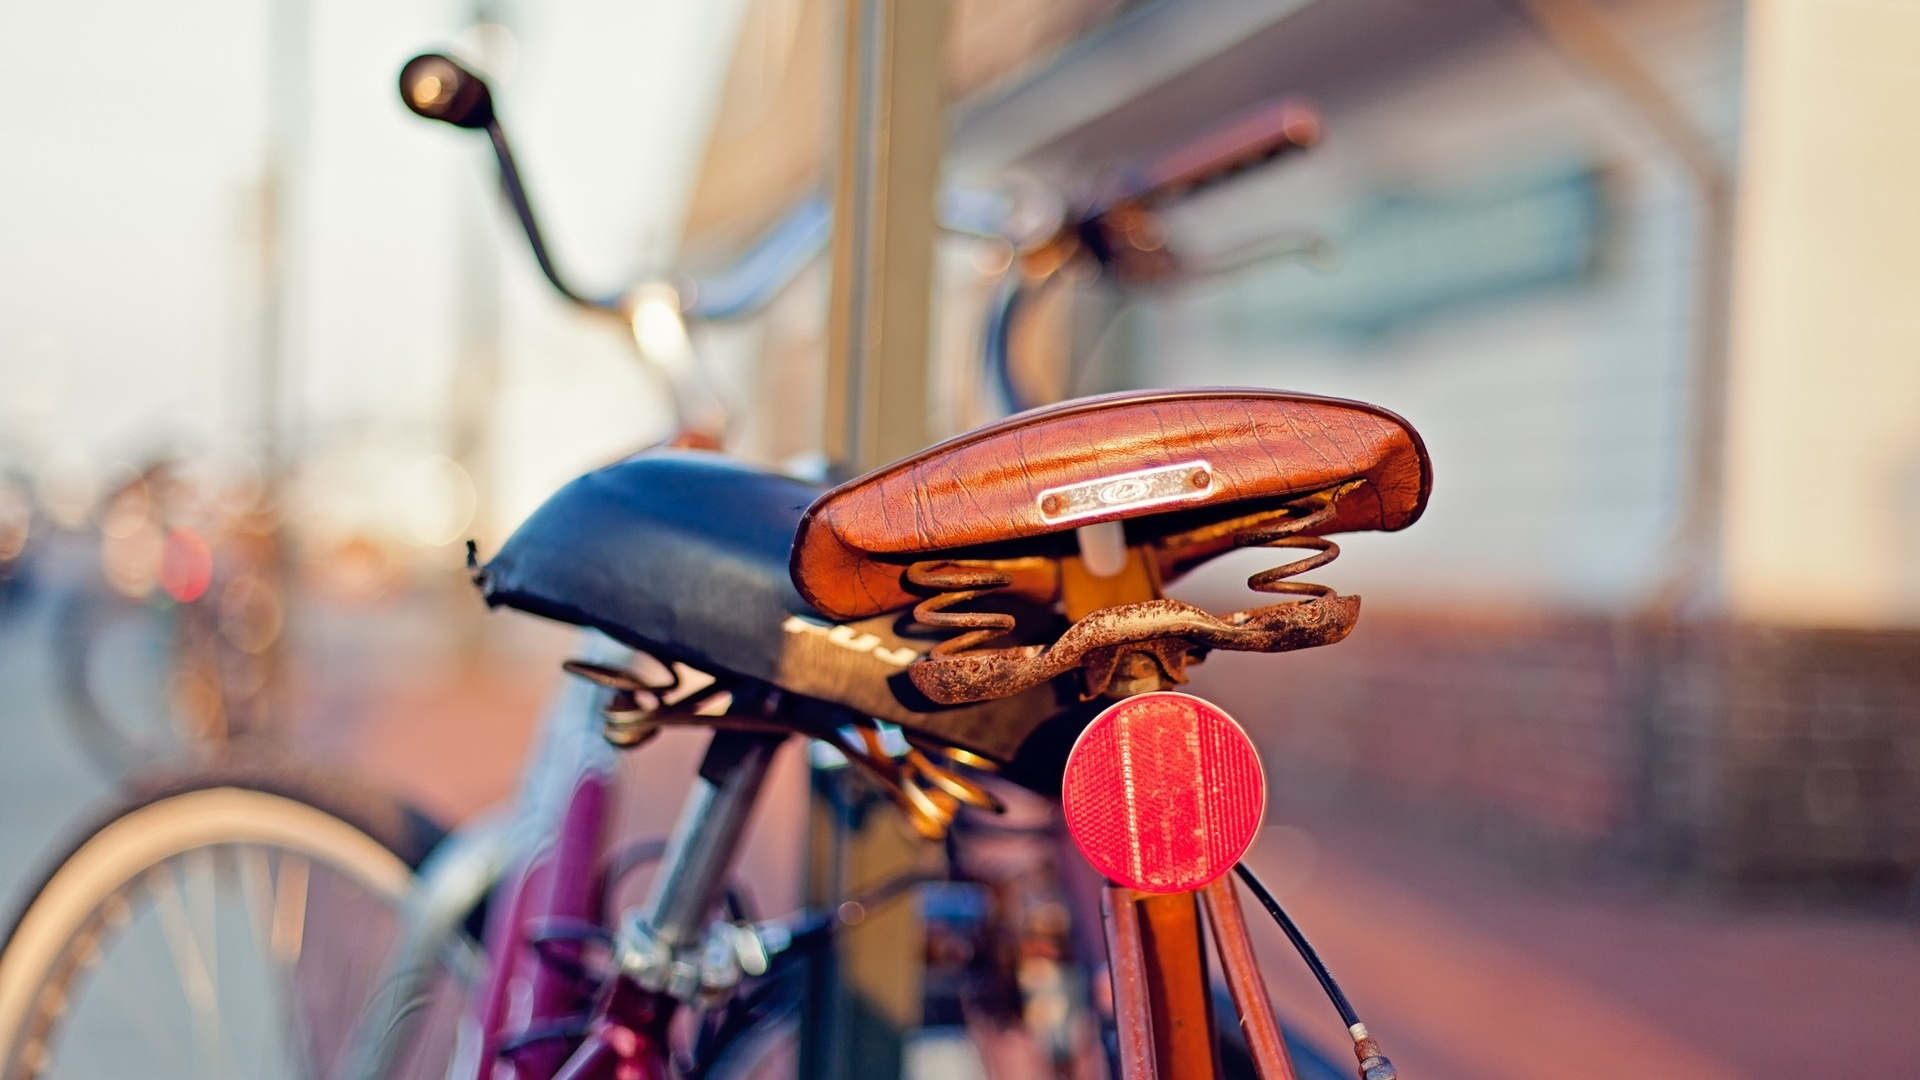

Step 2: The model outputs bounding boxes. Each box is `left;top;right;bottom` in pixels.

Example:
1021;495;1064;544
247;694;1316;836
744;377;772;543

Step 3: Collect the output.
397;52;494;129
400;53;623;315
400;50;1318;323
1104;96;1320;212
397;50;1324;428
985;95;1324;414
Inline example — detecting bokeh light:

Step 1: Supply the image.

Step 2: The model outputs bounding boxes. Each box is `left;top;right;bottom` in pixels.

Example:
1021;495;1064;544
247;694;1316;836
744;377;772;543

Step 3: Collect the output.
158;528;213;604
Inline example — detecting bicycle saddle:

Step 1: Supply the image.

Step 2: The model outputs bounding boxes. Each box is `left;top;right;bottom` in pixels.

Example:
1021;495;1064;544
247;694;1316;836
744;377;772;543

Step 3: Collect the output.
791;388;1428;619
477;451;817;678
478;389;1429;763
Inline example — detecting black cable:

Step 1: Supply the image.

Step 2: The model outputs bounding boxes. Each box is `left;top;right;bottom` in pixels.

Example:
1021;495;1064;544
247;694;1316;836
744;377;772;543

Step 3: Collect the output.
1232;861;1361;1030
483;121;618;313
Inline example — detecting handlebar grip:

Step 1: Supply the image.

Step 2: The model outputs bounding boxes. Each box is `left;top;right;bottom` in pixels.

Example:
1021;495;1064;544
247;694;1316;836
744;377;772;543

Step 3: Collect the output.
398;53;495;130
1116;97;1320;208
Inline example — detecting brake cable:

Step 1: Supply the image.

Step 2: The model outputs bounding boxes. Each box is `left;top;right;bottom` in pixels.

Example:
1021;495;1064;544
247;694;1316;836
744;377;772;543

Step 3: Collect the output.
1233;862;1399;1080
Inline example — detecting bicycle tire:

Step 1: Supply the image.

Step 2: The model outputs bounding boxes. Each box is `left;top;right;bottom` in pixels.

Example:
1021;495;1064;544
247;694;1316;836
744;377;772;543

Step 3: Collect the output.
0;756;467;1080
47;579;184;778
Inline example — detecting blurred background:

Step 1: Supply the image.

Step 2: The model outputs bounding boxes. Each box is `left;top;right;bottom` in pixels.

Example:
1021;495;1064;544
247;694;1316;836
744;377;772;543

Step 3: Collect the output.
1;0;1915;1077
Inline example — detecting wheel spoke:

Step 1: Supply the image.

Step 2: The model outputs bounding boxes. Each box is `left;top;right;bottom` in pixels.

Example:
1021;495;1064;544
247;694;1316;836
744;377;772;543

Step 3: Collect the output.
58;888;192;1074
83;914;193;1076
271;852;323;1080
271;853;310;969
238;845;276;960
184;849;220;1037
235;845;288;1080
147;862;225;1078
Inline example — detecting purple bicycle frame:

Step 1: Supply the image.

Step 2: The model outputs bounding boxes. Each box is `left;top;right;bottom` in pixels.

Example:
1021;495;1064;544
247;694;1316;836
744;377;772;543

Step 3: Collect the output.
458;639;688;1080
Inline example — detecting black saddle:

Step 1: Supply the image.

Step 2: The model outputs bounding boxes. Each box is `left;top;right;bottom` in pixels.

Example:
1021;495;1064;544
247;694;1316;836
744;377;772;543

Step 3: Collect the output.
479;451;819;682
477;450;1069;761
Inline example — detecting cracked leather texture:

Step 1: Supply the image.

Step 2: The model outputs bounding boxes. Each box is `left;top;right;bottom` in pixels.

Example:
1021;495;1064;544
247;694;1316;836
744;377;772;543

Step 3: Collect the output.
791;388;1431;620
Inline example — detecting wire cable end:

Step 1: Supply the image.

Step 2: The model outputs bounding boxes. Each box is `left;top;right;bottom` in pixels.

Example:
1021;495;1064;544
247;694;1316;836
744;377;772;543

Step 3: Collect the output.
1349;1022;1398;1080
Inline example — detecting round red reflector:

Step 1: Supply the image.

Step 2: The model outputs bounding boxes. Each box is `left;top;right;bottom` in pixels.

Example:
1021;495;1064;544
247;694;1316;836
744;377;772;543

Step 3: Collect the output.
1061;691;1265;894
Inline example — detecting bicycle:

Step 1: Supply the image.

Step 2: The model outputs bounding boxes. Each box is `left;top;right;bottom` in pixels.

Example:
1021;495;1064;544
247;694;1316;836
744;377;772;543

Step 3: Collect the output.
47;457;285;778
0;51;1426;1080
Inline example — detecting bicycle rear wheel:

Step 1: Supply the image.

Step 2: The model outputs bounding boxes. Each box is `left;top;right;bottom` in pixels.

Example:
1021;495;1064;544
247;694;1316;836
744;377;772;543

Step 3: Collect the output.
49;580;190;778
0;759;474;1080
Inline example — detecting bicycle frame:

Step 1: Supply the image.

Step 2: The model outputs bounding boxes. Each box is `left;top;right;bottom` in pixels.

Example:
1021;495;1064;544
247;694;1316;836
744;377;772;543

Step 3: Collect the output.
343;645;1312;1080
342;646;617;1080
347;540;1328;1080
344;636;809;1080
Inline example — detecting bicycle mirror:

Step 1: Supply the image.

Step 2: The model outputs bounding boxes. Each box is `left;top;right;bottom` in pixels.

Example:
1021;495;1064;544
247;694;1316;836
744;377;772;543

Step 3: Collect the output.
398;53;494;129
1061;691;1266;894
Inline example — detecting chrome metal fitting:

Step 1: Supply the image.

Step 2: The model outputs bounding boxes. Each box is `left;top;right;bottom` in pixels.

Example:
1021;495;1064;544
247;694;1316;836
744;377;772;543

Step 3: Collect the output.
617;913;792;1003
615;917;672;992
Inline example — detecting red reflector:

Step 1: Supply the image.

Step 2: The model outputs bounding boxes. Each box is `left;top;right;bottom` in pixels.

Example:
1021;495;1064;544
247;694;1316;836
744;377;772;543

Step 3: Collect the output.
1061;691;1265;894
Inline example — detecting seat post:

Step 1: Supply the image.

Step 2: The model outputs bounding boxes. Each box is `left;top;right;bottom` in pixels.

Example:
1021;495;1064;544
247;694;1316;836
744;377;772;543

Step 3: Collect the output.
1059;543;1222;1080
632;730;786;955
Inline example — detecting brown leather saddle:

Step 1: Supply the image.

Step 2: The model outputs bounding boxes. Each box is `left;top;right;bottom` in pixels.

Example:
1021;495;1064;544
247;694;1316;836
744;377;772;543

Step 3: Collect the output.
793;388;1428;723
794;388;1427;615
482;388;1429;765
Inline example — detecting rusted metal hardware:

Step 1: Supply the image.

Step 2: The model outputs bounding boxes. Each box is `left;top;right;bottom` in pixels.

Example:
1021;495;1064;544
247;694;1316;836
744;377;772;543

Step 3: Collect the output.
563;659;674;747
1104;648;1179;697
566;651;1005;838
1101;885;1160;1080
563;657;1003;839
820;722;1006;841
1201;877;1300;1080
909;592;1358;704
1349;1024;1398;1080
907;561;1020;654
561;659;780;747
904;484;1361;705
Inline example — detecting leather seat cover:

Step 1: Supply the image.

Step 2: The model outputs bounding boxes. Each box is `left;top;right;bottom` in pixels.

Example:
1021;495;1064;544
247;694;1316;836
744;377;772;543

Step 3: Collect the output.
791;388;1432;620
478;450;821;682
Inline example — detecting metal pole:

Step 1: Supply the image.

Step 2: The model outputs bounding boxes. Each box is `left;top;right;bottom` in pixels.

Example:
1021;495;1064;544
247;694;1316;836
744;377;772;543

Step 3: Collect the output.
822;0;945;476
804;1;947;1077
260;0;306;488
253;0;309;736
636;733;786;955
1101;885;1161;1080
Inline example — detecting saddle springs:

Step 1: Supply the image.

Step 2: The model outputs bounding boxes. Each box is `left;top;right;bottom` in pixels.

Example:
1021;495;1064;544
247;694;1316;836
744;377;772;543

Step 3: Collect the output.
903;482;1365;705
563;655;1004;840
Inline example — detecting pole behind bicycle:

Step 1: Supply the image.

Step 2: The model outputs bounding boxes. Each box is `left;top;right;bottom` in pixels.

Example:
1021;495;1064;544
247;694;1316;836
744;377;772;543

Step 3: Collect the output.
804;1;949;1078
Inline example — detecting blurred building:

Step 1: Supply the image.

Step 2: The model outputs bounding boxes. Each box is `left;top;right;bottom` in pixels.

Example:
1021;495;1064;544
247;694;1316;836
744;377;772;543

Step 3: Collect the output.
945;0;1917;893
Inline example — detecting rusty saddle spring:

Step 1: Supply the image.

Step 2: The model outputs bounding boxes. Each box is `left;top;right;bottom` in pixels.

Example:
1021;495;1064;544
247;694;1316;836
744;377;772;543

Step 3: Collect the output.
900;483;1360;704
908;483;1349;657
907;562;1021;658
